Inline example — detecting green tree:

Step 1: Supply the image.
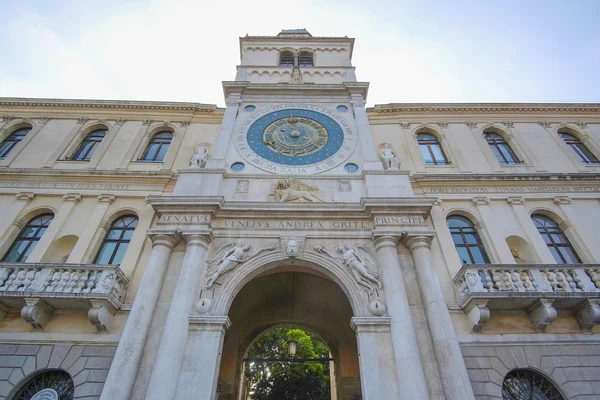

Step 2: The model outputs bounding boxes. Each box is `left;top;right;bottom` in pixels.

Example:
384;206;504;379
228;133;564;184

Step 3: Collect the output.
245;328;331;400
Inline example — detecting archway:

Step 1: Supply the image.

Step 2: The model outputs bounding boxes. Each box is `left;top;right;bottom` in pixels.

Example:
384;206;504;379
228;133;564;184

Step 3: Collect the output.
217;268;361;400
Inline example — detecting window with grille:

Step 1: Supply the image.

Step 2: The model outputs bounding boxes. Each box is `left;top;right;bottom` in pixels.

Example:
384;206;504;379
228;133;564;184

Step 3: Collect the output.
485;132;520;164
94;215;138;265
279;51;295;67
531;214;581;264
417;133;448;165
298;51;314;66
71;129;107;161
502;369;564;400
559;131;599;164
140;132;172;162
2;214;54;263
447;215;490;264
0;128;31;158
11;369;75;400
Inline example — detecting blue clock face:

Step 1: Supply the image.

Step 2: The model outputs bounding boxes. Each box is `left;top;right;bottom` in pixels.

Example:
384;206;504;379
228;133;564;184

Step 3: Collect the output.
247;109;344;166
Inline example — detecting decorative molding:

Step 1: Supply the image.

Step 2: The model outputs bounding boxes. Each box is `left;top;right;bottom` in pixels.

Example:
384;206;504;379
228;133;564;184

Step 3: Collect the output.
436;122;449;128
553;196;572;206
142;119;153;126
38;116;51;124
21;298;54;330
507;197;526;206
502;121;514;128
338;180;352;192
162;120;170;126
465;301;490;332
0;98;218;113
15;192;35;202
538;121;552;128
399;122;411;129
371;103;600;114
76;117;90;125
472;197;490;206
115;118;127;125
575;121;588;129
62;193;82;203
2;115;15;122
180;121;191;127
466;122;477;129
574;299;600;333
97;194;116;203
528;299;557;332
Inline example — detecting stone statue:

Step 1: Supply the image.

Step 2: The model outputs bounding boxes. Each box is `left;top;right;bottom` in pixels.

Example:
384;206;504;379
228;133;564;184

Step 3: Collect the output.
290;67;303;84
380;143;398;169
315;243;382;293
190;145;209;168
511;248;528;264
273;178;323;202
205;243;276;288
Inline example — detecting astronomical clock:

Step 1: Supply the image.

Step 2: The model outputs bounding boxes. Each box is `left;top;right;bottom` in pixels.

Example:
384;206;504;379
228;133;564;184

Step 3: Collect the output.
233;104;357;174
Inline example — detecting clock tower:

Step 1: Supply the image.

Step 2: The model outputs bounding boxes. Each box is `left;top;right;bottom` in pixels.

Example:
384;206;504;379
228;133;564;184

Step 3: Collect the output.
173;28;413;200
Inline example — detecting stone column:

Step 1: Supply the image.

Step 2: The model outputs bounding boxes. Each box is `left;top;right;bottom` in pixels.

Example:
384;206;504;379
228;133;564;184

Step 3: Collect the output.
66;194;115;264
175;316;231;399
472;197;514;263
146;232;212;400
0;192;34;239
26;193;81;263
507;197;556;263
350;317;400;399
373;236;429;400
100;232;178;400
405;235;475;400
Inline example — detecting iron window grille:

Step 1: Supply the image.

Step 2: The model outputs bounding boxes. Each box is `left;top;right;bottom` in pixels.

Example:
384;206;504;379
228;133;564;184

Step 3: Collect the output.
502;369;564;400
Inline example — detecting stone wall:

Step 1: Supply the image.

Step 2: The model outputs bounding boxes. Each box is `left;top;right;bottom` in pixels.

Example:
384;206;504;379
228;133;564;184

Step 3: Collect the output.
0;343;115;399
461;342;600;399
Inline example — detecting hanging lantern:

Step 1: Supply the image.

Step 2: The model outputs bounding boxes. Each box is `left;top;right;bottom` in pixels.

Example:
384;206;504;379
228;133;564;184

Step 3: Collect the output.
288;338;297;357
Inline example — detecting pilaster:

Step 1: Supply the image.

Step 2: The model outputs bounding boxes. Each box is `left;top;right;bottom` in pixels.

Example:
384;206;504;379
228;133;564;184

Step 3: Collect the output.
507;197;556;264
472;197;514;263
0;192;34;241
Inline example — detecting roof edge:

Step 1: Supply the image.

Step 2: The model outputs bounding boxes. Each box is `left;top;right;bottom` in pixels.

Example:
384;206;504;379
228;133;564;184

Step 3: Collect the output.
0;97;221;112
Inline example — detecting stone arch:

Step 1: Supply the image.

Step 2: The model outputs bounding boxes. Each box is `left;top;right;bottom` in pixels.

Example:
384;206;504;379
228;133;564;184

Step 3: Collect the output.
210;251;371;318
42;234;79;263
1;119;34;140
62;120;113;160
0;207;57;261
7;368;74;400
505;234;537;263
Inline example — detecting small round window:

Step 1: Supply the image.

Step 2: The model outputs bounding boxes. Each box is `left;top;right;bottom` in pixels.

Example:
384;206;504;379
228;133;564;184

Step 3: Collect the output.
344;163;359;173
230;162;246;171
244;105;256;112
336;105;348;112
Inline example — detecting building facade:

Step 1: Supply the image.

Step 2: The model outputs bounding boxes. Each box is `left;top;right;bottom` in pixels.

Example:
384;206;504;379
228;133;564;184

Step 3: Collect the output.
0;29;599;400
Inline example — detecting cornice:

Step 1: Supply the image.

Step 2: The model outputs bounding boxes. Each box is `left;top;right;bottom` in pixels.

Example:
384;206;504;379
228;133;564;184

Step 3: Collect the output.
369;103;600;115
0;98;220;113
0;168;174;180
411;172;600;182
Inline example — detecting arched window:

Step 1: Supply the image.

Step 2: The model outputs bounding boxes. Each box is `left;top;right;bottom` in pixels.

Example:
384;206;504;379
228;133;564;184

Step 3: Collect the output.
298;51;314;66
11;369;75;400
140;131;172;162
71;129;107;161
94;215;138;265
502;369;564;400
417;133;448;165
2;213;54;263
485;132;519;164
559;131;599;164
0;127;31;158
531;214;581;264
279;51;295;67
447;215;490;264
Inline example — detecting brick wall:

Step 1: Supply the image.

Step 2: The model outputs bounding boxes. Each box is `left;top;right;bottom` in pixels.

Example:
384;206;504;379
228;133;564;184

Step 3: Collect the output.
461;343;600;399
0;343;115;399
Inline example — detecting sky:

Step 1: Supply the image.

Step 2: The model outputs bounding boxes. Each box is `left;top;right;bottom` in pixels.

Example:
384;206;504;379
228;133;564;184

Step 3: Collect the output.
0;0;599;107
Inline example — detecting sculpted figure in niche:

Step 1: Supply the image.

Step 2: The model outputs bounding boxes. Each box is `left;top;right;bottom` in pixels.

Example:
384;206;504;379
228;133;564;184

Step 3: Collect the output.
190;145;209;168
315;244;382;293
380;143;399;170
205;243;277;288
511;248;528;264
290;67;303;84
273;178;323;202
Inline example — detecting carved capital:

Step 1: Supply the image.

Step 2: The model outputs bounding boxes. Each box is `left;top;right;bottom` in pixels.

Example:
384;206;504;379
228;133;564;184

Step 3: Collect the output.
436;122;449;128
142;119;153;126
2;115;15;123
553;196;571;206
15;192;35;202
575;121;588;129
62;193;82;203
116;118;127;125
466;122;477;129
21;298;53;330
502;121;514;128
558;220;571;231
97;194;116;203
465;300;490;332
188;316;231;332
474;221;486;231
372;235;399;251
574;299;600;333
88;300;116;332
350;317;392;333
76;117;90;125
180;121;191;127
148;231;180;249
183;231;213;249
399;122;411;129
472;197;490;206
528;299;557;332
507;197;526;206
38;117;51;124
404;235;434;252
538;121;552;128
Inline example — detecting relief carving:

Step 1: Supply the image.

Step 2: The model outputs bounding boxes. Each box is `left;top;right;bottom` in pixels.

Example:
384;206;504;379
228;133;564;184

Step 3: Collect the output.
281;236;305;258
272;178;323;202
190;144;209;168
205;243;277;288
315;243;382;293
379;143;400;170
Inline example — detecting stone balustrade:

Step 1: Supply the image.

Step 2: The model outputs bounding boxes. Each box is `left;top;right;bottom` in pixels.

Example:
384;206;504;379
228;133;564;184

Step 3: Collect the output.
0;262;129;332
454;264;600;333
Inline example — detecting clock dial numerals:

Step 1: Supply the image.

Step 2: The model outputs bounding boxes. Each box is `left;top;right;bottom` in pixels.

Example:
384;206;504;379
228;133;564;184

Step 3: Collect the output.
262;116;328;157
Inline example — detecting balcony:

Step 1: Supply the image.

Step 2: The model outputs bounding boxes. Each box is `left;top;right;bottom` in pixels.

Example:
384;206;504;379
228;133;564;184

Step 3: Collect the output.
454;264;600;332
0;262;129;332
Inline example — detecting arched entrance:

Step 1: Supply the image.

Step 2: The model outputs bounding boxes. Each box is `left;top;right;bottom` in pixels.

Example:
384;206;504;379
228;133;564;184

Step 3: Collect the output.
218;268;361;399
